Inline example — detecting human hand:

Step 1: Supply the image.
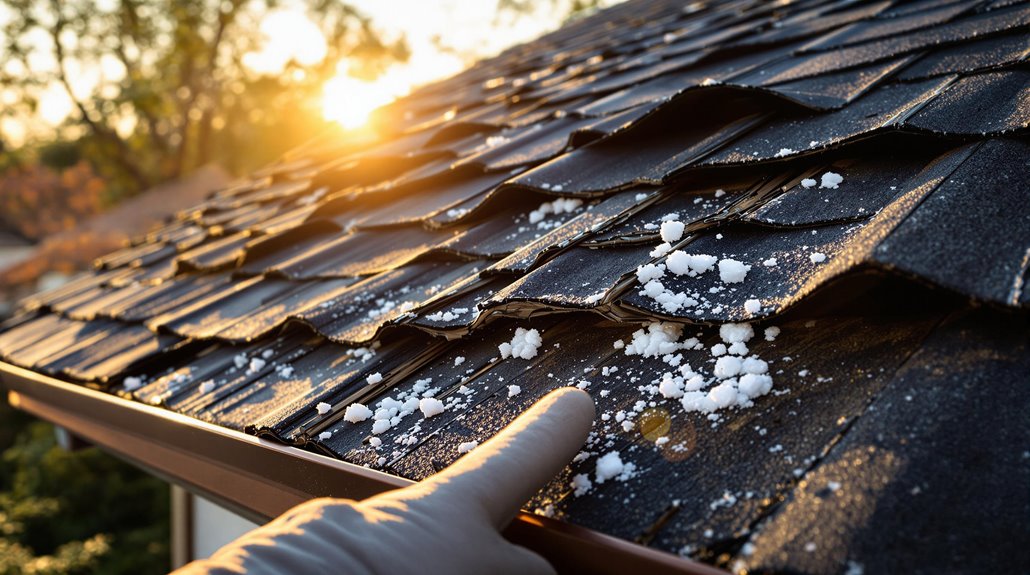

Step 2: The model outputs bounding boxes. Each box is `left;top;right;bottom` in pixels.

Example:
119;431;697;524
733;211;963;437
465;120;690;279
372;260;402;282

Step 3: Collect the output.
174;387;595;575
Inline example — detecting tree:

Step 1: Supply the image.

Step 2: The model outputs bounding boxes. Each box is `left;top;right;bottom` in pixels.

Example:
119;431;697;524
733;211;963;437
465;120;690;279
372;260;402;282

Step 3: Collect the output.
0;399;170;574
0;160;106;241
0;0;407;198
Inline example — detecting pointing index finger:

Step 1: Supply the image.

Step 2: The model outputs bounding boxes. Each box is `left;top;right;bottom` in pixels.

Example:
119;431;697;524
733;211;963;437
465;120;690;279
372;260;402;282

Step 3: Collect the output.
424;387;595;529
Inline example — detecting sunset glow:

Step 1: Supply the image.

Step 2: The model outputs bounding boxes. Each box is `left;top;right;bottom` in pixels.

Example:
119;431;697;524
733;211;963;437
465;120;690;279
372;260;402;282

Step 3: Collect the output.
252;1;599;130
320;64;409;130
1;1;619;142
321;53;463;129
247;6;466;130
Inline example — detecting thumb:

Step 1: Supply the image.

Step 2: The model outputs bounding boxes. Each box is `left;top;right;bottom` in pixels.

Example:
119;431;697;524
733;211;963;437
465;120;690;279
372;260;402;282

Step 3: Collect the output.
423;387;595;529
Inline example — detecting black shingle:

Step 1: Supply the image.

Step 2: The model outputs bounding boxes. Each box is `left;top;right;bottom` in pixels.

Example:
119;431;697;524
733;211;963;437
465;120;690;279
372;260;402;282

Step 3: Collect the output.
297;259;485;345
906;69;1030;134
744;141;954;226
741;307;1030;575
897;31;1030;81
799;0;980;52
872;138;1030;305
701;77;953;166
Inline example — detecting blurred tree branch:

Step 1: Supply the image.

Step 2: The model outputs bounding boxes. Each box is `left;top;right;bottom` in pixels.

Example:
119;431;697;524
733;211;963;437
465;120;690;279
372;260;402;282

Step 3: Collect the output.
47;0;153;190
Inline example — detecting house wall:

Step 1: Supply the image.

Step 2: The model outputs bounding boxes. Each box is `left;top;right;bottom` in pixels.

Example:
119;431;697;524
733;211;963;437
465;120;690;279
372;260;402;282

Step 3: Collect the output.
192;494;262;559
0;245;33;272
0;245;37;318
171;485;261;567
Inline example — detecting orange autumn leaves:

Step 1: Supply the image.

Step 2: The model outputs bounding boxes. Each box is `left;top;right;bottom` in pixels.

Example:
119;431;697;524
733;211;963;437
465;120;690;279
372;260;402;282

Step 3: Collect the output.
0;162;106;241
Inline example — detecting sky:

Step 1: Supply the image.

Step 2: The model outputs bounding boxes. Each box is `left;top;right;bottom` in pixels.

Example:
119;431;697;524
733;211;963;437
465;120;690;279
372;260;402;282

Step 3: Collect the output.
322;0;599;128
0;0;620;146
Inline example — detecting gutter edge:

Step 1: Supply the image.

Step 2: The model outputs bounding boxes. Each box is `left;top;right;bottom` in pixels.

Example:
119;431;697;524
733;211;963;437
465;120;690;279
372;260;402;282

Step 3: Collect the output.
0;360;725;575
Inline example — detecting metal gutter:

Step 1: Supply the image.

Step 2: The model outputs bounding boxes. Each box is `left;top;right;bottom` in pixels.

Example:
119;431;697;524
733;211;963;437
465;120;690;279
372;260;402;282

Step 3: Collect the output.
0;360;726;575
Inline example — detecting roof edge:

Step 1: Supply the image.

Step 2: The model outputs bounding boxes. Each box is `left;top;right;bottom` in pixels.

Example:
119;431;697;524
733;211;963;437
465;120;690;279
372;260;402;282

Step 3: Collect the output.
0;361;722;575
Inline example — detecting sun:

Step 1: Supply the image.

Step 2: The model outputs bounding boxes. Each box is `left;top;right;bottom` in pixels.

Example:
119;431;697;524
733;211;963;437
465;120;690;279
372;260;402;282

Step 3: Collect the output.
321;63;412;130
321;42;465;130
245;6;469;130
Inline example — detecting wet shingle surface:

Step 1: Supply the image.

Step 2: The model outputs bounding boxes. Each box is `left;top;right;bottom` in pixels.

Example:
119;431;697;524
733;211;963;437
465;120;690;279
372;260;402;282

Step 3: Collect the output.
1;1;1028;573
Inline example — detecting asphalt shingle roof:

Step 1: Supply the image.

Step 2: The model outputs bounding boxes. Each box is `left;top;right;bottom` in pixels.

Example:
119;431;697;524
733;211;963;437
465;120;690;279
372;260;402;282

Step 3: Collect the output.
1;1;1028;572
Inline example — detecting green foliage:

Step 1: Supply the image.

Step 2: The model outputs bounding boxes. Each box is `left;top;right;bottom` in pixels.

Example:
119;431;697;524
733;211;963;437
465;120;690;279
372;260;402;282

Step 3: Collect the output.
0;399;169;574
36;142;82;171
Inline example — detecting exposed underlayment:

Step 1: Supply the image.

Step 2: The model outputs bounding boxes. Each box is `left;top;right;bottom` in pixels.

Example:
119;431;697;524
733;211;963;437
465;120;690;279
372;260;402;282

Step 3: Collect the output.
1;1;1029;573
